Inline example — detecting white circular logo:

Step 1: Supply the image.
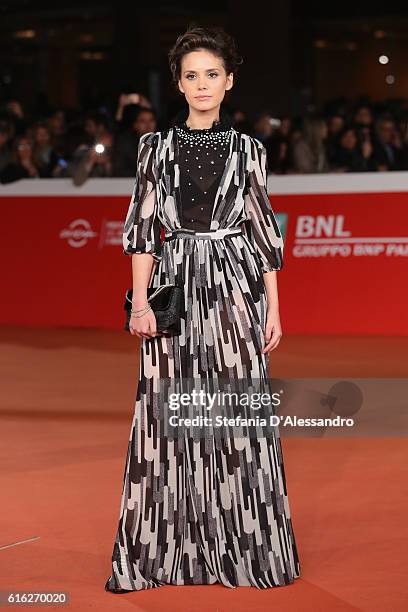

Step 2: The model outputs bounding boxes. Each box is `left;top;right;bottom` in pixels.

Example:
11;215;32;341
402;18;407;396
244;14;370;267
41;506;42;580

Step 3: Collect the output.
60;219;98;248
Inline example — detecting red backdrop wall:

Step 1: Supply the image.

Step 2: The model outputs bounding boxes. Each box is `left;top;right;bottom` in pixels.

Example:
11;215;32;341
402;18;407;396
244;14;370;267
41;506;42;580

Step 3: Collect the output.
1;176;407;335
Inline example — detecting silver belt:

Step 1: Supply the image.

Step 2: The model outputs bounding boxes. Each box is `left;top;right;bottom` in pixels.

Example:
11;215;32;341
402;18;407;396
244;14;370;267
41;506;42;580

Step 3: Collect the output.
164;226;243;241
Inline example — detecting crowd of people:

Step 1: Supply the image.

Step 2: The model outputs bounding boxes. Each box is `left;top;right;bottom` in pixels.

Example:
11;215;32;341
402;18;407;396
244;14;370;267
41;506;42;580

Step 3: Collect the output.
1;94;408;185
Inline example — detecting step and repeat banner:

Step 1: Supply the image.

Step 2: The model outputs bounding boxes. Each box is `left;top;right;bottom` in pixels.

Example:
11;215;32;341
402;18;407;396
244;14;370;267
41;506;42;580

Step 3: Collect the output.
1;173;407;335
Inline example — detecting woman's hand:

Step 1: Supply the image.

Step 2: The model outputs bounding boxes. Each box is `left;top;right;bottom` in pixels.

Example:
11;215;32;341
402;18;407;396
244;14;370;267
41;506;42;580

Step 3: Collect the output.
129;305;160;339
262;307;282;353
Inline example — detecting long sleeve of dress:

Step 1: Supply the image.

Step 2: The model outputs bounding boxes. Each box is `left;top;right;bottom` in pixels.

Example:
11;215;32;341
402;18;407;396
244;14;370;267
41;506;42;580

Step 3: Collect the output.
244;137;284;272
122;132;163;262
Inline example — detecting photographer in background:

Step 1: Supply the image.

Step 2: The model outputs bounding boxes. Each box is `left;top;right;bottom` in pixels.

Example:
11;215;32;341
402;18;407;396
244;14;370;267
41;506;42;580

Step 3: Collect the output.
67;113;113;186
114;92;152;122
0;135;47;183
329;125;376;172
31;121;59;177
372;115;404;171
112;104;157;177
290;115;330;173
263;115;291;174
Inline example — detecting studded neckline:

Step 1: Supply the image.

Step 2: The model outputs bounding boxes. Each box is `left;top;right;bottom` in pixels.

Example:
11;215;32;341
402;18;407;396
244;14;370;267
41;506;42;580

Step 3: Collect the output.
175;124;231;142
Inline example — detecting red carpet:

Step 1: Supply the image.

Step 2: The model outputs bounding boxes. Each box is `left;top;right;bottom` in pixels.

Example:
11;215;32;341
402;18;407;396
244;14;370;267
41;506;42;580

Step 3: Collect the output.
1;326;407;611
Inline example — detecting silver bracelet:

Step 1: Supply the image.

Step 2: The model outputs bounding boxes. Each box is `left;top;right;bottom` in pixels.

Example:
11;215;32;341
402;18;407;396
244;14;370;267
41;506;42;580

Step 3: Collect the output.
131;305;150;314
130;305;152;318
131;303;150;313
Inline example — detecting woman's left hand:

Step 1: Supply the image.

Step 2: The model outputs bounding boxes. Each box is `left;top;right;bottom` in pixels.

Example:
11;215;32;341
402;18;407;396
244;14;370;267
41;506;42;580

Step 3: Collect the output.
262;307;282;353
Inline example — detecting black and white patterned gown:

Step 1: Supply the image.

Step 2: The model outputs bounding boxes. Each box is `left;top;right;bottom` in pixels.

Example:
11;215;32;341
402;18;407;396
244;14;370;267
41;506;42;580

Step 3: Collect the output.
105;112;301;592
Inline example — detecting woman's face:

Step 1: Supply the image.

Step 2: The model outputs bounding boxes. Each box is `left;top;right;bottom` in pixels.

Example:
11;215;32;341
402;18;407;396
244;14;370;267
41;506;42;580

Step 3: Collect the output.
132;111;156;136
355;107;372;126
48;114;64;135
329;116;344;134
16;137;33;161
341;129;357;149
178;49;233;113
34;126;50;146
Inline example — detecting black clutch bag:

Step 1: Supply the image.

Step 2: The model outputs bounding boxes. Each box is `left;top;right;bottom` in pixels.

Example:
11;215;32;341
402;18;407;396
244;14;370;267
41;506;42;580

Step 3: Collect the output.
124;284;184;335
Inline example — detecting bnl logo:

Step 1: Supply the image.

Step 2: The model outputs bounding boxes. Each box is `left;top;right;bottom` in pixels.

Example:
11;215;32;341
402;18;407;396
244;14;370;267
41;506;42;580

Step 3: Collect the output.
296;215;350;237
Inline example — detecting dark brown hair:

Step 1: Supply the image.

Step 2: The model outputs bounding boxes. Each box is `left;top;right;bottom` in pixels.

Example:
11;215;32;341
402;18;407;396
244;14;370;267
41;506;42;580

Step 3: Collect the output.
168;25;243;93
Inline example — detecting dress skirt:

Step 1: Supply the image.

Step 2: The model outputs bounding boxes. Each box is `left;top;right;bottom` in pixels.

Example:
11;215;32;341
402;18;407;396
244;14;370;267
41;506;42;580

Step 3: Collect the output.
104;227;301;591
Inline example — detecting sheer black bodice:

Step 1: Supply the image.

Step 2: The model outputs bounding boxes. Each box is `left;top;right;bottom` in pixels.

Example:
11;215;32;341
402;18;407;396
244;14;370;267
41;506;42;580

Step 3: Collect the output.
174;115;233;231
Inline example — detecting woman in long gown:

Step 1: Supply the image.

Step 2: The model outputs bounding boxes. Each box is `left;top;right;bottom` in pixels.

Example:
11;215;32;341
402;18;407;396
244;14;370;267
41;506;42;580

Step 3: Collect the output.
105;26;301;592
